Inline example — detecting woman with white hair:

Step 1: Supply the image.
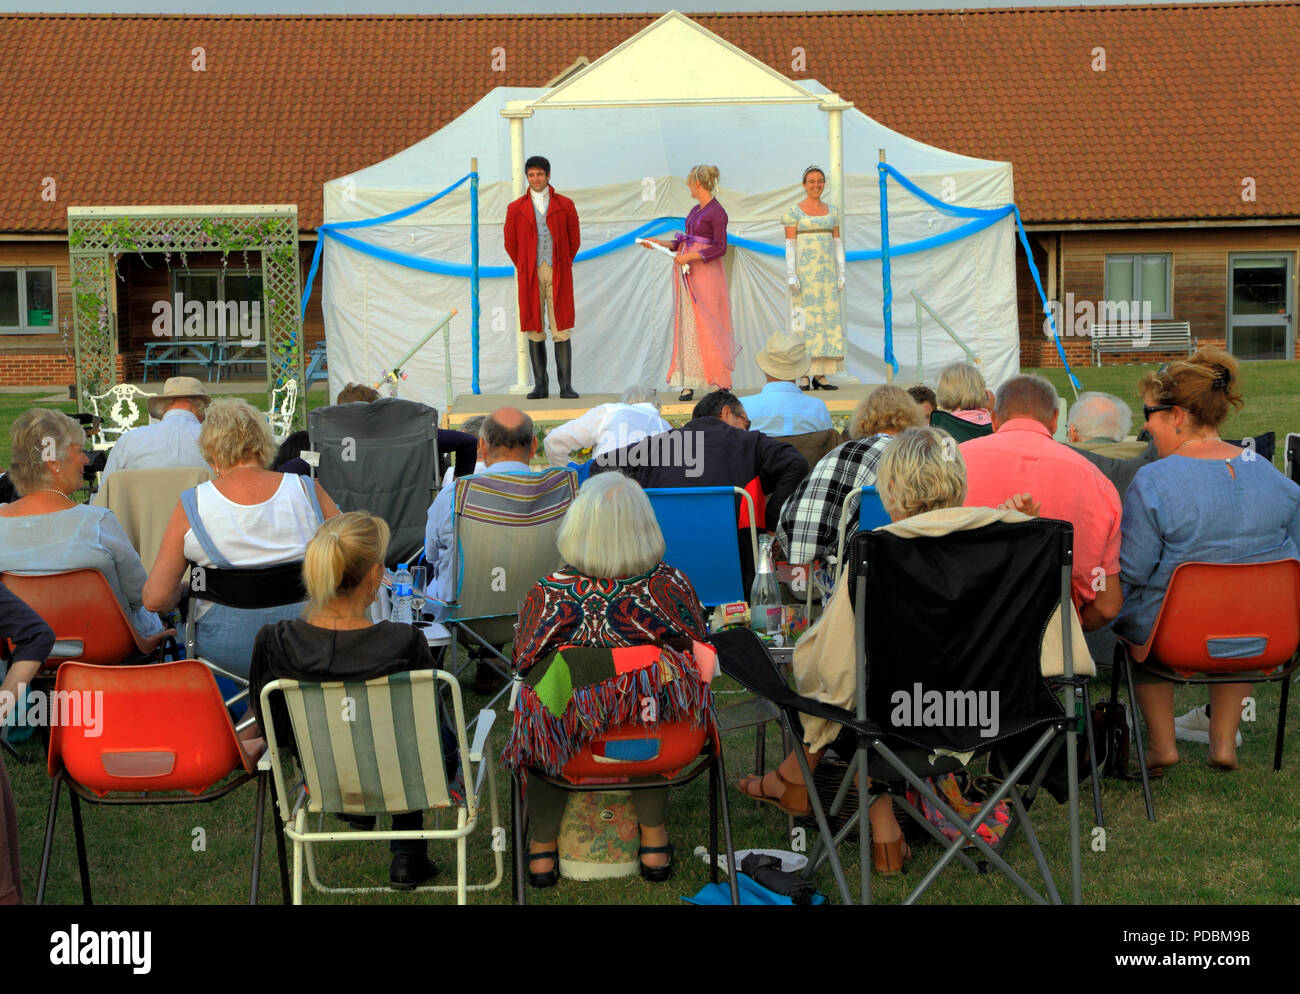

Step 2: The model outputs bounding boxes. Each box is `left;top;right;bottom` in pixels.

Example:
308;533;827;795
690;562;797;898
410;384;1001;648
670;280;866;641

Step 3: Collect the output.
0;408;168;644
935;361;994;427
541;383;671;471
501;472;712;889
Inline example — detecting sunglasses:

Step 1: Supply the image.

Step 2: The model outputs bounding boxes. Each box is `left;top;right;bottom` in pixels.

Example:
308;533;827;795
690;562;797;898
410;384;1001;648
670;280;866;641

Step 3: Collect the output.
1143;404;1176;421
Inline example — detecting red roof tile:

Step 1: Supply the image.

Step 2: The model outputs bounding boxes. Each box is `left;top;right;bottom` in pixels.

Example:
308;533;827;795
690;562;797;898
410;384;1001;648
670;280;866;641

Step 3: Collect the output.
1;6;1296;233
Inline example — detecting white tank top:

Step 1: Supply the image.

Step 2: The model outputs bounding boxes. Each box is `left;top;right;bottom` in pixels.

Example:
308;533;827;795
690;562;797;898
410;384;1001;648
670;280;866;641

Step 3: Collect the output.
183;474;320;569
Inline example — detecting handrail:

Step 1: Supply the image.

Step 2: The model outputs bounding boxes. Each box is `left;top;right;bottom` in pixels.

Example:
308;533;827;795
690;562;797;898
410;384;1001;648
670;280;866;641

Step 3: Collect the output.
912;289;977;382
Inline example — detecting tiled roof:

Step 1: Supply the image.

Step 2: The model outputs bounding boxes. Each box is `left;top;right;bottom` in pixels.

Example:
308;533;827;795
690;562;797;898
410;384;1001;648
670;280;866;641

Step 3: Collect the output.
2;6;1296;233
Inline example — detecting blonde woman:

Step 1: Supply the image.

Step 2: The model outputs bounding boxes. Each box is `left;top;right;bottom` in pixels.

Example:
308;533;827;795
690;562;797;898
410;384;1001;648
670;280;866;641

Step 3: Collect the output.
145;398;339;679
642;165;738;401
248;511;445;888
0;408;168;644
935;362;994;426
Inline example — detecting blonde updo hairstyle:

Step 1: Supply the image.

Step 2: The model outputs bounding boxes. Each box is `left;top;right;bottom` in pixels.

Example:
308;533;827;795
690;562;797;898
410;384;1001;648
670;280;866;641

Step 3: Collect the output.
303;511;391;616
688;165;720;193
199;398;276;472
851;385;928;438
877;426;967;521
1138;346;1244;430
7;408;85;496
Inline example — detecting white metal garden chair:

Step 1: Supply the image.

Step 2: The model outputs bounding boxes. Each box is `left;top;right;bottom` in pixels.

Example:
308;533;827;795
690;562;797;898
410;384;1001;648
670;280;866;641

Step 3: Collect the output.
268;377;299;442
86;384;155;449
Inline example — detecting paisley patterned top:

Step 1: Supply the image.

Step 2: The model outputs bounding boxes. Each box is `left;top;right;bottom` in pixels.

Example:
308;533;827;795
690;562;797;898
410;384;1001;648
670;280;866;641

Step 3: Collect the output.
513;561;709;675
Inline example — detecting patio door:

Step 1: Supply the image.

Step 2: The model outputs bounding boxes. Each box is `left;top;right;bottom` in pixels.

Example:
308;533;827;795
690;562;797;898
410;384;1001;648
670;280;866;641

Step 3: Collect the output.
1228;254;1293;360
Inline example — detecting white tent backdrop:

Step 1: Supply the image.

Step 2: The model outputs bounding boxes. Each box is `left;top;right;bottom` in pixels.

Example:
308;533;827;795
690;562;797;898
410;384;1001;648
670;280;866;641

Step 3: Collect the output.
320;83;1019;405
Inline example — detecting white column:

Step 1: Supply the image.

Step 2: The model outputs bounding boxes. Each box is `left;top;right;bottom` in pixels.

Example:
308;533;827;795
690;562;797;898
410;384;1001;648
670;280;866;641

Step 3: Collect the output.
503;107;532;394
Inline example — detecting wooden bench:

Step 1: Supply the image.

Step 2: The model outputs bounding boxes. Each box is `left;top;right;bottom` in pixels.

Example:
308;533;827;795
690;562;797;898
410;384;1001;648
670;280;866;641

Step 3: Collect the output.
213;339;267;382
141;339;220;382
1091;320;1196;365
305;341;329;386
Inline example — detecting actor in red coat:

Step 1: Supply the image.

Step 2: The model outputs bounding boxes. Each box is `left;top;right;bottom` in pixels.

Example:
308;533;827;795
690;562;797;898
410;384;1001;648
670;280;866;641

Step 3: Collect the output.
504;156;581;399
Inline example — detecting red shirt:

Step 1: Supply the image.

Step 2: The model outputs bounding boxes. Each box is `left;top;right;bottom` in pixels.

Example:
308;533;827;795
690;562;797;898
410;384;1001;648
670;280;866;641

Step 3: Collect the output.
960;418;1121;604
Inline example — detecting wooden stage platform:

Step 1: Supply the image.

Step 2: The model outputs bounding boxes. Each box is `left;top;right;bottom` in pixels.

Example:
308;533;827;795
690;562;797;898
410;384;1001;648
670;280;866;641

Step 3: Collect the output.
443;382;881;429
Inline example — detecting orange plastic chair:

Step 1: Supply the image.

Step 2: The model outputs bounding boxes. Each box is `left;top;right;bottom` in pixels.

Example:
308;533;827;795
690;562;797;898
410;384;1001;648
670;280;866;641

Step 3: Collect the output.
0;569;163;670
34;660;284;905
510;719;738;905
1113;559;1300;821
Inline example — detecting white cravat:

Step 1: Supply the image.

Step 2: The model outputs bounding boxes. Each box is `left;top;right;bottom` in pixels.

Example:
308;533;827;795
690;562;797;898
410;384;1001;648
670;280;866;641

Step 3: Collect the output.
530;187;550;215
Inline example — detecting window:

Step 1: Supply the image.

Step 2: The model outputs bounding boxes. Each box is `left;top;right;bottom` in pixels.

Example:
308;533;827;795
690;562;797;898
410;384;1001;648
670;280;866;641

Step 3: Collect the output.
0;267;57;333
1104;254;1172;319
168;268;263;337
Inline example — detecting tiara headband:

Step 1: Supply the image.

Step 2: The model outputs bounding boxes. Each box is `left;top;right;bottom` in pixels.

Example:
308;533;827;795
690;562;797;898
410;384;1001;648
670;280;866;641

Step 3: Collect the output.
802;165;825;181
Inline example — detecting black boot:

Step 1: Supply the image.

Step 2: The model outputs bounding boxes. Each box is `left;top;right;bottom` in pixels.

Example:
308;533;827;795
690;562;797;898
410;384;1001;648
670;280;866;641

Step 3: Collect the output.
526;339;549;400
555;340;579;399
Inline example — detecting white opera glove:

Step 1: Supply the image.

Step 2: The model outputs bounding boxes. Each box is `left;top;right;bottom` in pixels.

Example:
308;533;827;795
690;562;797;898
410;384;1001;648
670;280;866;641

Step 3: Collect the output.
835;237;847;293
785;238;800;293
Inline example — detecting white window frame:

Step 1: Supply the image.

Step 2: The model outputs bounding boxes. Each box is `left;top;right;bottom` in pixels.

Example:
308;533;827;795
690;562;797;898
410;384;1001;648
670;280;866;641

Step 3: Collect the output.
0;266;58;335
1104;253;1173;320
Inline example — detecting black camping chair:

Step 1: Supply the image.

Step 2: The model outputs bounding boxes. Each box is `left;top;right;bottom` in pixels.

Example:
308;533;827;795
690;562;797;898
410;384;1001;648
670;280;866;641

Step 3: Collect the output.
308;398;441;567
715;517;1085;905
929;410;993;443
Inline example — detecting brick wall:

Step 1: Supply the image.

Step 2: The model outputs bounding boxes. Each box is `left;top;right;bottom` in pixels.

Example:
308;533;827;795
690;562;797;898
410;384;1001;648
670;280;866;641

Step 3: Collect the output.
0;352;126;388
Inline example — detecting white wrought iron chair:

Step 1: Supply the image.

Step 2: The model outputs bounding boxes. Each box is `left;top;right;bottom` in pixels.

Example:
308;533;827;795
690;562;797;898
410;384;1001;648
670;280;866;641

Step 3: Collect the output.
85;384;155;450
268;378;299;442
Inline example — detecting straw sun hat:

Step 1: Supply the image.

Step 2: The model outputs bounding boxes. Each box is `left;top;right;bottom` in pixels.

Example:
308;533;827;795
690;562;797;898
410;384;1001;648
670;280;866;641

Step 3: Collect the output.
147;377;211;420
755;331;813;381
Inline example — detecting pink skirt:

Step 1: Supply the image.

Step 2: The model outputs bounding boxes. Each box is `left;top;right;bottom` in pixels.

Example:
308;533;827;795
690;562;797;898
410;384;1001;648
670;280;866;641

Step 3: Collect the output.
667;258;738;391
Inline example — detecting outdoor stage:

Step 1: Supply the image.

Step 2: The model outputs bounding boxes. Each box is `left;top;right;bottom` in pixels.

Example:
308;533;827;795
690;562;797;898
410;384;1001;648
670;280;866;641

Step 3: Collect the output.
443;382;881;429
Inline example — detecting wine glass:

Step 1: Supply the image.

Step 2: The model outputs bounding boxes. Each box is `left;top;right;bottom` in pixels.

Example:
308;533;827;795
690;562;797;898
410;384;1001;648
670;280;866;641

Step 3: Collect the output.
410;565;428;619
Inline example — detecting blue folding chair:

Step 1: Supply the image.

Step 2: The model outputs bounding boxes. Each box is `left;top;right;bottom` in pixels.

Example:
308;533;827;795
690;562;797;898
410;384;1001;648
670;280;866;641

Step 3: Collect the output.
834;486;890;581
644;487;758;608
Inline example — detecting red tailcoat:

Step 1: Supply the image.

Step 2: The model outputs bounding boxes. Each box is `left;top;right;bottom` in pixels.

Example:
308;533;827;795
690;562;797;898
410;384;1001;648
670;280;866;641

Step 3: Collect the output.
503;186;581;333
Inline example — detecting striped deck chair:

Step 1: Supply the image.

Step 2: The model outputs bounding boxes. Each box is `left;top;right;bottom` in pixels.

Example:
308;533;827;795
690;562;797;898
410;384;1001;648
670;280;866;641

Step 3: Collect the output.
260;669;502;905
435;468;578;703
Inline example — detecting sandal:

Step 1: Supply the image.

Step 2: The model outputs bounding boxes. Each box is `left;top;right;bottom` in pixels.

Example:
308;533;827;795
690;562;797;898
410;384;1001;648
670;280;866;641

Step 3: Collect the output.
527;849;559;889
736;769;810;816
638;844;675;883
872;836;911;876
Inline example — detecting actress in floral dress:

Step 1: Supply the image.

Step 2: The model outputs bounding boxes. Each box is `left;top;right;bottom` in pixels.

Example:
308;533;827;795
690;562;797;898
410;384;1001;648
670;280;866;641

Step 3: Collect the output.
783;166;847;390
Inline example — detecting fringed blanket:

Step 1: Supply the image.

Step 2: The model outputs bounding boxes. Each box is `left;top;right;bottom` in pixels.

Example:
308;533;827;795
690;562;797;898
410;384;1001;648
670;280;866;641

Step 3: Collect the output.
501;643;715;776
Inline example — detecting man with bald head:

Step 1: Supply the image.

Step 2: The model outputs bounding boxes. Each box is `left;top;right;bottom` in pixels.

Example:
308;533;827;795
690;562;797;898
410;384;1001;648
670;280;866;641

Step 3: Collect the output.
424;407;538;621
960;375;1123;631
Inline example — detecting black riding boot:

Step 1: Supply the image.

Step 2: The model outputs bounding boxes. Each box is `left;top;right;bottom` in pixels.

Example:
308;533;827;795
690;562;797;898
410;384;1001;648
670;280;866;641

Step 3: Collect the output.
526;339;549;399
555;340;579;399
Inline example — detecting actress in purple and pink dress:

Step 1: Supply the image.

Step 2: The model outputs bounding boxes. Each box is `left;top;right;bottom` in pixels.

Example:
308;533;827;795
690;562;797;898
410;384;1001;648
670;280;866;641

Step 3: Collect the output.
642;164;739;402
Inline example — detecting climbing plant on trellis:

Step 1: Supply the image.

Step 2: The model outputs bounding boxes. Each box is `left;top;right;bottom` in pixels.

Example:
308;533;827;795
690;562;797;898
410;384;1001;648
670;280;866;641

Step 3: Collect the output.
66;205;305;430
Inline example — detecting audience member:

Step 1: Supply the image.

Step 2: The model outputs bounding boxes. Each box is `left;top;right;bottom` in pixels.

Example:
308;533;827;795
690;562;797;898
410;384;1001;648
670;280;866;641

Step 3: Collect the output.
0;409;168;642
1114;348;1300;772
250;511;446;888
907;384;937;418
740;331;833;437
501;473;713;887
440;415;487;489
542;383;670;467
1065;391;1157;502
961;375;1122;631
742;428;1085;874
0;580;55;905
424;407;537;621
272;430;311;476
145;399;339;679
776;385;925;567
337;383;380;404
935;362;993;426
591;389;807;591
100;376;210;481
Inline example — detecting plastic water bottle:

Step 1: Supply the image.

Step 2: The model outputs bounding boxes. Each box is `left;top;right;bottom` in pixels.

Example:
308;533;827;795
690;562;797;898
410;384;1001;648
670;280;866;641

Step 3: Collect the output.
392;563;414;624
749;535;783;642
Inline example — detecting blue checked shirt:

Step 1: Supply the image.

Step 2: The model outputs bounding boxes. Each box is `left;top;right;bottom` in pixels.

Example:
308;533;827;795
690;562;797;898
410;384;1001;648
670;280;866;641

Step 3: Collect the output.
741;382;832;437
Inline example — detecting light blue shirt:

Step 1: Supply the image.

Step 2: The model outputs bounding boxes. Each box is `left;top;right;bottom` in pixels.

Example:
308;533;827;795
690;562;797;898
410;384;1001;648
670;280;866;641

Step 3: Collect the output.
1114;455;1300;645
424;460;533;621
101;408;207;481
741;381;832;437
0;505;163;638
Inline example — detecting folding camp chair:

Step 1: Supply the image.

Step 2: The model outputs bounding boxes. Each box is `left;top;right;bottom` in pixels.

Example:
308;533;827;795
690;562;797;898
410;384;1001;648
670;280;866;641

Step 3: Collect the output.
644;486;759;608
35;660;280;904
260;669;502;904
1112;559;1300;822
91;466;212;571
308;397;442;567
715;517;1085;906
1286;433;1300;485
432;469;578;708
832;485;890;581
929;409;993;443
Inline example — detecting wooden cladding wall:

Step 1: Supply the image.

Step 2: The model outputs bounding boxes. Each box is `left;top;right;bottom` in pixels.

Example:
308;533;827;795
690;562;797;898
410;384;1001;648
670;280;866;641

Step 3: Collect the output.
1021;226;1300;367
